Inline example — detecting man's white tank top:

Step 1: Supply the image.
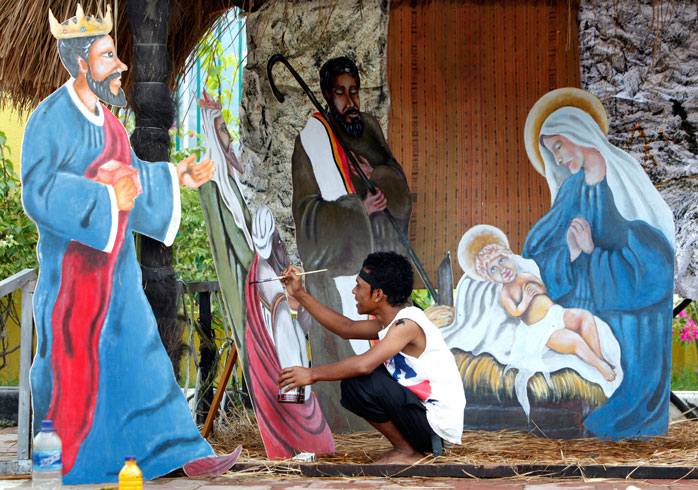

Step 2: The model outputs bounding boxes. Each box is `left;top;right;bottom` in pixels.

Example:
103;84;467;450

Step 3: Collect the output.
378;306;465;444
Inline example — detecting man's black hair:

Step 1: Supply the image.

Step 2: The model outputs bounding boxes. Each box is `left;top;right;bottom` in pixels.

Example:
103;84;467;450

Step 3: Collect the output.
361;252;414;307
319;56;360;96
58;35;103;77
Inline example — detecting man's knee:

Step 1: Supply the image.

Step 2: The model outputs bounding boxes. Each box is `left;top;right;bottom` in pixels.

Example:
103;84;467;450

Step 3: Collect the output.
340;367;389;412
339;377;358;399
340;369;379;399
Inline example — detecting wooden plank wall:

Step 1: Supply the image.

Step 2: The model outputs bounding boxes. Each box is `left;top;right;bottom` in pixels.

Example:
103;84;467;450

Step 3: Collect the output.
387;0;580;286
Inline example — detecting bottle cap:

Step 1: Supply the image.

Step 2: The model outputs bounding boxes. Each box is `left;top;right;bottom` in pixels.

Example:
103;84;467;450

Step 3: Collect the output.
125;456;137;462
40;420;54;431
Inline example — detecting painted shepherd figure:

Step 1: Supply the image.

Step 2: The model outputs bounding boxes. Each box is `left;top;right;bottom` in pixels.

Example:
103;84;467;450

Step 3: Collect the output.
291;56;412;431
21;6;234;483
197;92;334;460
522;88;675;438
245;206;335;459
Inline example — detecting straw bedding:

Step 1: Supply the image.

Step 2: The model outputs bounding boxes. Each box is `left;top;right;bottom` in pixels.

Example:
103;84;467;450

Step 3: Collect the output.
452;349;607;408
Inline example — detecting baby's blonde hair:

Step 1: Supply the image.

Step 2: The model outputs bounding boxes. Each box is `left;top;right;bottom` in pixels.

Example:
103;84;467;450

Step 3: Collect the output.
475;243;511;281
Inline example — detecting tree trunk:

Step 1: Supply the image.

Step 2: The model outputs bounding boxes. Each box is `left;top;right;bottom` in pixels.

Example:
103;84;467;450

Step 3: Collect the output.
127;0;184;377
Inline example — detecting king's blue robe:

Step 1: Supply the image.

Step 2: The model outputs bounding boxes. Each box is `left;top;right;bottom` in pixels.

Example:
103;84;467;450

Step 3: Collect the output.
523;171;673;438
21;81;213;483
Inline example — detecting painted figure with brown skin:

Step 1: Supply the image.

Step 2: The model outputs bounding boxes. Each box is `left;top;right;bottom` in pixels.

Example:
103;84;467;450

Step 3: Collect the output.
291;57;412;432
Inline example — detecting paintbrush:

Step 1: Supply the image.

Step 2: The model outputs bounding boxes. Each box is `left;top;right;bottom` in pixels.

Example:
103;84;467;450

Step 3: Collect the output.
250;268;328;284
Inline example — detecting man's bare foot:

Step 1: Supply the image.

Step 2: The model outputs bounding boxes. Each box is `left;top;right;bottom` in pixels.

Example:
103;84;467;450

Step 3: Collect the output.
373;448;423;464
374;448;400;461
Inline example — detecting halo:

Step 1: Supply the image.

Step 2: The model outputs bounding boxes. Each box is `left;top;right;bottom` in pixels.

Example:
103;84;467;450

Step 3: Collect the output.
524;88;609;177
457;225;509;280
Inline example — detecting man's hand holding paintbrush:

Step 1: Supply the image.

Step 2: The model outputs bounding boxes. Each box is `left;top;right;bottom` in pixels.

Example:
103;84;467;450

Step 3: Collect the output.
251;267;327;285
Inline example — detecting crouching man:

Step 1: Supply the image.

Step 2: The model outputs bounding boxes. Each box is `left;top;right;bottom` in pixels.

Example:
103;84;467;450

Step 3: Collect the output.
279;252;465;464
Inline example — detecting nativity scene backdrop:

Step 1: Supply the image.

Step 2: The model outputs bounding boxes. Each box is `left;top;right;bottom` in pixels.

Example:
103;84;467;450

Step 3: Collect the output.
2;0;697;481
240;0;688;443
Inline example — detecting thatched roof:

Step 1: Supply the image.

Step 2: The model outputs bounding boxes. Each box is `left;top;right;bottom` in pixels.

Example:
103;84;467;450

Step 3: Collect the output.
0;0;262;114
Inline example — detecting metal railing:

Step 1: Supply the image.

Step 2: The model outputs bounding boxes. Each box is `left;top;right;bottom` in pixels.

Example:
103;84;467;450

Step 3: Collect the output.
0;269;36;475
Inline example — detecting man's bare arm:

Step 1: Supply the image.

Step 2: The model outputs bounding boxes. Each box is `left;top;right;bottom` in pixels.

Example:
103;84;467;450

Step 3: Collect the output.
278;320;421;390
281;265;382;340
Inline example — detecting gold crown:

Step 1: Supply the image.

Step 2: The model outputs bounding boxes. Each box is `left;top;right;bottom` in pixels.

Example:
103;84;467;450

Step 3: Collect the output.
49;4;113;40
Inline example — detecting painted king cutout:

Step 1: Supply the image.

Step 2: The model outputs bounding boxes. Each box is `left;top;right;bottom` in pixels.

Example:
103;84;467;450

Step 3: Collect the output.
21;5;237;484
440;88;674;439
291;57;412;432
197;91;334;459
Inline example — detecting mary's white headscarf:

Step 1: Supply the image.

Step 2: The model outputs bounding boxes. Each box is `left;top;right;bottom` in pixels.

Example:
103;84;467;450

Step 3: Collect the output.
539;106;674;247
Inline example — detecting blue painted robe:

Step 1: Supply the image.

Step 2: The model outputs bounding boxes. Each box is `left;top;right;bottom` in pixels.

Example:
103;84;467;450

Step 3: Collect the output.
21;81;213;483
523;171;673;438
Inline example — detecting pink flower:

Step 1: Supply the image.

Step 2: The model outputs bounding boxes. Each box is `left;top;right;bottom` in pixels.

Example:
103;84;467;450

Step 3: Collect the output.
682;326;696;342
679;310;689;319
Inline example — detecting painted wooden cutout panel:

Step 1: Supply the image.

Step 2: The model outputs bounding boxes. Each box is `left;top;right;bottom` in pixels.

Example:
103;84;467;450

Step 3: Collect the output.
22;7;214;483
522;88;674;438
440;89;674;439
290;57;412;432
197;92;334;458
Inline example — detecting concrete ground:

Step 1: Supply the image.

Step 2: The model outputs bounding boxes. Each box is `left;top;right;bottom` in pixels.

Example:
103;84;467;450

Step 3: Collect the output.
0;475;697;489
2;426;697;489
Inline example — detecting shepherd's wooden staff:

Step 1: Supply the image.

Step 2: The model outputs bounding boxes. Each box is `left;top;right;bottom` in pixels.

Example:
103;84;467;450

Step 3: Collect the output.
201;343;238;439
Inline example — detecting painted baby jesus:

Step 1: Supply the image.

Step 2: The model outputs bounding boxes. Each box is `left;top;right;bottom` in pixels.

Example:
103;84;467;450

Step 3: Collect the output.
474;243;616;382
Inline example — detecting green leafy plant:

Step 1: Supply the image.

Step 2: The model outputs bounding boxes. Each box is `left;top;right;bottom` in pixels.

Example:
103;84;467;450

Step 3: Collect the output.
166;32;243;282
671;300;698;390
411;289;435;309
671;367;698;391
0;131;38;279
197;31;242;132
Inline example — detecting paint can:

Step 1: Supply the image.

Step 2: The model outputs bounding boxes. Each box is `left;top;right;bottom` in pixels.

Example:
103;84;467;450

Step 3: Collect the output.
278;386;306;403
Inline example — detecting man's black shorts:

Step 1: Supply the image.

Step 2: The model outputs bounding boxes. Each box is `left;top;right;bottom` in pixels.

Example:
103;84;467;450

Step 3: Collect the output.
340;364;437;454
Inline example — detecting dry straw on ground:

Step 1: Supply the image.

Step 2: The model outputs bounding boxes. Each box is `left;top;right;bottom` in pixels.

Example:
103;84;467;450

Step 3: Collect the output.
207;405;698;469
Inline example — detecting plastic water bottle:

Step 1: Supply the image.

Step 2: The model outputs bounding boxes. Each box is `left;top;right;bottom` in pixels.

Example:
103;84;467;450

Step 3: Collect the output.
32;420;62;490
118;456;143;490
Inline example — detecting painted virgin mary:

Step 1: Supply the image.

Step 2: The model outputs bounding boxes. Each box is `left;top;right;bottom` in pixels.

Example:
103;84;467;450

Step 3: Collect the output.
522;88;675;438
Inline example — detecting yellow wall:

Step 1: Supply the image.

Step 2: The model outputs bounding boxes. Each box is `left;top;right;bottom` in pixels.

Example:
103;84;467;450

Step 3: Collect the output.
0;107;27;170
0;292;32;386
672;337;698;373
0;109;29;385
